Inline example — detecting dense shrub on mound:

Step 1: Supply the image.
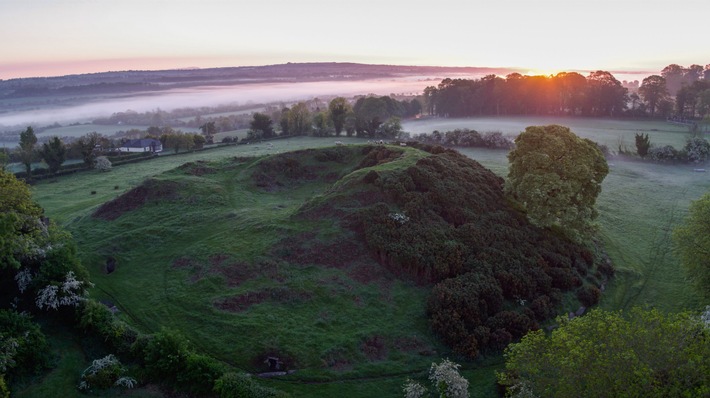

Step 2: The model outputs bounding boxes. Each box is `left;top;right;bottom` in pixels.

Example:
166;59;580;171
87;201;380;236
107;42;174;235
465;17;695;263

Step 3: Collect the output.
330;148;606;358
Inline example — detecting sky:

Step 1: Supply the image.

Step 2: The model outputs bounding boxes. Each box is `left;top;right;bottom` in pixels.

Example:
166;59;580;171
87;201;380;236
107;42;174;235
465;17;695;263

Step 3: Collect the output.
0;0;708;80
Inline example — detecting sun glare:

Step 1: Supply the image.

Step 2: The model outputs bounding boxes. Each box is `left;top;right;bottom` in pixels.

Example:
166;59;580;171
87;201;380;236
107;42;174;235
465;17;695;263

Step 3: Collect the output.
524;69;562;77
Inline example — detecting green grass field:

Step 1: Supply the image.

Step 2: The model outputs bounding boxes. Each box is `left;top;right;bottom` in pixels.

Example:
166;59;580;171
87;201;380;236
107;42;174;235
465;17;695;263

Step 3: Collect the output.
403;116;701;149
213;129;250;142
28;117;709;397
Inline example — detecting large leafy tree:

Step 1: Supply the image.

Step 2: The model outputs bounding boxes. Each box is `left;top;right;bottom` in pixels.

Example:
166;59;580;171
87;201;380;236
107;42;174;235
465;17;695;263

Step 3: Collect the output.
286;102;311;136
353;96;389;137
554;72;587;115
673;192;710;298
165;133;194;154
38;136;66;175
505;125;608;240
661;63;686;96
498;308;710;398
0;169;43;270
74;132;101;167
638;75;669;117
199;121;217;144
584;71;628;116
328;97;351;136
249;113;275;139
18;126;37;178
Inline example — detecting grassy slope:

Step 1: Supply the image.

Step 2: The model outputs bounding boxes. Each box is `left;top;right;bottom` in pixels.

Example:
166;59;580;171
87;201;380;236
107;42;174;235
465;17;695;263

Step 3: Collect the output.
32;144;482;397
29;118;709;397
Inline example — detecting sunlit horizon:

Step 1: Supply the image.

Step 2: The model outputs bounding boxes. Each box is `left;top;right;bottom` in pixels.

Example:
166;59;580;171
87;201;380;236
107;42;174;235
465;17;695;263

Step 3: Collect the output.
0;56;661;82
1;0;706;81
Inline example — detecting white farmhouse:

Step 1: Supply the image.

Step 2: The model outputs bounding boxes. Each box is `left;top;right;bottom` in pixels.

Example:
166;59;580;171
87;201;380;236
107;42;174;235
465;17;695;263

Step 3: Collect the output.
118;139;163;153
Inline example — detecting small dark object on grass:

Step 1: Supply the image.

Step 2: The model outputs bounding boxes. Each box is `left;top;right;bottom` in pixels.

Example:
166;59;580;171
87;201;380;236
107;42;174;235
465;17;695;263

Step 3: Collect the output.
106;256;117;274
91;190;97;195
114;185;120;190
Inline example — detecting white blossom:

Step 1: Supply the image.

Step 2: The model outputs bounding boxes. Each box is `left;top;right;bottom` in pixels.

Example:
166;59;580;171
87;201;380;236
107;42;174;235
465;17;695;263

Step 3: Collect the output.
389;212;410;225
83;354;121;375
15;268;33;293
701;305;710;329
114;376;137;389
95;156;112;171
36;285;60;310
429;359;469;398
0;335;19;373
403;379;427;398
36;271;89;310
685;137;710;163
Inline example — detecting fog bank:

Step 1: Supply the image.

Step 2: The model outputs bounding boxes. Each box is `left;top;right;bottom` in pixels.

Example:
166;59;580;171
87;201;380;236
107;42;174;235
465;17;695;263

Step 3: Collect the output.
0;77;443;128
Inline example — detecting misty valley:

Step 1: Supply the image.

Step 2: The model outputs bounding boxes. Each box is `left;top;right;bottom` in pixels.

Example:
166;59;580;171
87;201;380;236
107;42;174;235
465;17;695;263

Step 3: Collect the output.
1;62;709;398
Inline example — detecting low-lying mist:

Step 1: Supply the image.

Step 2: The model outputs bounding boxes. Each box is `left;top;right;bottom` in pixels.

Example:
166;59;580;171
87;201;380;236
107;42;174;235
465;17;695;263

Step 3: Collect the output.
0;77;442;129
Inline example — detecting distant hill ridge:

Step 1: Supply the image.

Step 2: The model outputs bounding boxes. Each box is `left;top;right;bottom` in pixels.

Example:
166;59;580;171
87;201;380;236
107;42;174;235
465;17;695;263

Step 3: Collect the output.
0;62;518;97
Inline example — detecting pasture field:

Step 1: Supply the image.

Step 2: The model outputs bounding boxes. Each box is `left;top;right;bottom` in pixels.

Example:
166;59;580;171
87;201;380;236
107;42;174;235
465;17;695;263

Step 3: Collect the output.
213;128;250;142
175;106;268;122
28;118;709;397
403;116;701;150
33;137;363;224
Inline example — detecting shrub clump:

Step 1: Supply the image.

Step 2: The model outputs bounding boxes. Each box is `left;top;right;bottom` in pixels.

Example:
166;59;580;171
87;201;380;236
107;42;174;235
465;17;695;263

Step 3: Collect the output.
78;354;136;392
95;156;112;172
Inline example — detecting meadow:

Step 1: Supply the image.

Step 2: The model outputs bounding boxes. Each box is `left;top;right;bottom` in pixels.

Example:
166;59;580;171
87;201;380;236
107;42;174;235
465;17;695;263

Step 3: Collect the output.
27;117;709;397
403;115;698;149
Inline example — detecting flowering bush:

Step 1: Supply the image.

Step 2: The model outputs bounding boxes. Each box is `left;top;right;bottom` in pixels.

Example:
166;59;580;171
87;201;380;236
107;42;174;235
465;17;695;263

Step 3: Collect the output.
35;271;90;310
401;360;470;398
684;137;710;163
429;359;469;398
78;354;136;391
403;379;427;398
648;145;679;162
14;268;32;293
95;156;112;171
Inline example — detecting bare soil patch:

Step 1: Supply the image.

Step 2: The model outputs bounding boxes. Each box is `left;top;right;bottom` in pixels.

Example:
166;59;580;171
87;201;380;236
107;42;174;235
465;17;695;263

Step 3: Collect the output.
360;335;388;361
178;160;216;176
93;179;181;220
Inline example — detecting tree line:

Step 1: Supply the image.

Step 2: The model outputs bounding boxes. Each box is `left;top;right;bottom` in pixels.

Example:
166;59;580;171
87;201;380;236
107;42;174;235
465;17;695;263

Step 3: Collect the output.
2;127;212;180
423;64;710;120
246;95;420;140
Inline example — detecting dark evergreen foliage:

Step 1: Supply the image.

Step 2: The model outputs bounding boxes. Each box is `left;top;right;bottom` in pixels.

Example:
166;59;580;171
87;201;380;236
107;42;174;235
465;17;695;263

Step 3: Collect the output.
298;145;608;358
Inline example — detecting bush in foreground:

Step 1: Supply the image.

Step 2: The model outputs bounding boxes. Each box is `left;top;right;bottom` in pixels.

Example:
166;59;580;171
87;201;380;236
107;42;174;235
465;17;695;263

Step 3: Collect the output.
498;308;710;397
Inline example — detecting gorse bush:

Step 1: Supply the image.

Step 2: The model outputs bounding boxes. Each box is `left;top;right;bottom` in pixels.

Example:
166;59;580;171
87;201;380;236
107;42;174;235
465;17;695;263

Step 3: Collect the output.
300;146;605;358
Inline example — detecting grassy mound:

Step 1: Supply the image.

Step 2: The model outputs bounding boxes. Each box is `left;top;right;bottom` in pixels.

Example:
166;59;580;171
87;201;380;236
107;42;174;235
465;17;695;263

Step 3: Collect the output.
297;144;609;358
69;144;605;389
